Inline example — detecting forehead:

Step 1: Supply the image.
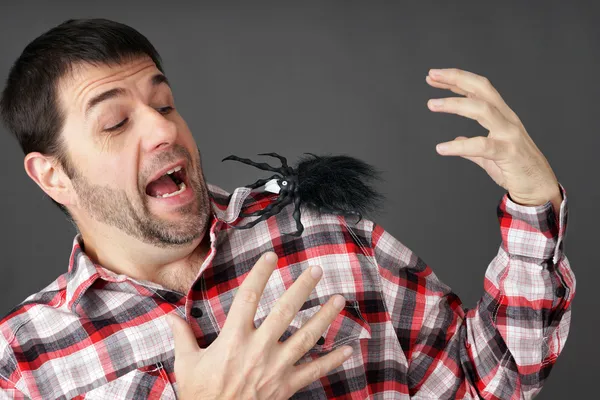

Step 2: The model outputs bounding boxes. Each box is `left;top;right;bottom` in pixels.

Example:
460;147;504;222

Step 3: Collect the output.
58;56;161;112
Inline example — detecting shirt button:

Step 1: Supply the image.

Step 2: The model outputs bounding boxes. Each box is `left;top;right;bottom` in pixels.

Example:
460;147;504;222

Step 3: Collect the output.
191;307;204;318
555;286;566;298
163;292;181;303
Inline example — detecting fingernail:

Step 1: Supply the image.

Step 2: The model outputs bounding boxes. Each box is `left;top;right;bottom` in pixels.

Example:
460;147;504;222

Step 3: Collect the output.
429;69;442;77
343;346;354;357
265;252;277;262
310;265;323;279
333;295;346;309
429;99;444;108
436;143;449;152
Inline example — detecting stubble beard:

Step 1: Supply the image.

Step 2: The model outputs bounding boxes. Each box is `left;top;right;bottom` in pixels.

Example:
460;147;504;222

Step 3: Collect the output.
71;148;211;248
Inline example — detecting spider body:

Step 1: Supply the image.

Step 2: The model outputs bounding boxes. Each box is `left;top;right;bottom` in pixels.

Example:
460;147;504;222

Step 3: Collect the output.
222;152;383;236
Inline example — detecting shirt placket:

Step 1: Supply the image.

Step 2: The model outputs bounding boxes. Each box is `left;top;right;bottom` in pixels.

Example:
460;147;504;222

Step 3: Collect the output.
186;217;226;346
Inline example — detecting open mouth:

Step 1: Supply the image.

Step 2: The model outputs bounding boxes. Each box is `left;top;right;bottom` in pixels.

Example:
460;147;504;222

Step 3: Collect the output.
145;165;189;198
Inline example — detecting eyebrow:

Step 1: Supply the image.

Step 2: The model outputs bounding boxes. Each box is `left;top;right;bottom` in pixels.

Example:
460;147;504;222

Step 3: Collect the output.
85;73;171;118
151;73;170;88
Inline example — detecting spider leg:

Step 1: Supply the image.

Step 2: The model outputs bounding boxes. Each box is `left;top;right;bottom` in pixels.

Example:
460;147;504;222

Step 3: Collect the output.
257;153;289;168
318;207;363;224
244;174;281;190
284;195;304;237
233;196;293;230
303;152;319;159
240;195;286;217
222;155;281;173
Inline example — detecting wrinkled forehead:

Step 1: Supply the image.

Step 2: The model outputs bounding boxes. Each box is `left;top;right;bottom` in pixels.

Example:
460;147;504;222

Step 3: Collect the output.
57;56;160;117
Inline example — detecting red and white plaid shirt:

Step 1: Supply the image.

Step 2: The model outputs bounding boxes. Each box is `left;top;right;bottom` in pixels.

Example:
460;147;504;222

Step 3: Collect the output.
0;183;574;399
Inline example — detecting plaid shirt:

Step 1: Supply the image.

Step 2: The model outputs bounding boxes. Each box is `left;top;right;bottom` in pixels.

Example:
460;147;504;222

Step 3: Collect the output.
0;183;574;399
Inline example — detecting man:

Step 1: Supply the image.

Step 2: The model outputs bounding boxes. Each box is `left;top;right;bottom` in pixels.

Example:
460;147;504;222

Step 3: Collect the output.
0;19;574;399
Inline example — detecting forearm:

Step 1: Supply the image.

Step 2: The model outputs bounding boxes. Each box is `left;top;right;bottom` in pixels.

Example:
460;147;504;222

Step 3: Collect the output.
374;186;574;399
461;186;574;397
462;255;573;397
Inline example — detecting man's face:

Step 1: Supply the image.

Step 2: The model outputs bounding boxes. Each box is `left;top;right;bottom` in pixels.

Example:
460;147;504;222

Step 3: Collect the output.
58;57;211;247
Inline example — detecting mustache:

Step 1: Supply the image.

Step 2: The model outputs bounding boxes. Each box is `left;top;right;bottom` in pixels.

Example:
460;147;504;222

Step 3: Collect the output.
139;144;193;188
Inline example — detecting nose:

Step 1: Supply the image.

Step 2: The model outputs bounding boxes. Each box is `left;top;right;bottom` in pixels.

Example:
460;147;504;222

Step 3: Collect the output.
139;106;178;153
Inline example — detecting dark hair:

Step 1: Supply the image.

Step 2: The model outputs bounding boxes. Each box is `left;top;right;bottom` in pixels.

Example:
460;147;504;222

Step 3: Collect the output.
0;18;163;219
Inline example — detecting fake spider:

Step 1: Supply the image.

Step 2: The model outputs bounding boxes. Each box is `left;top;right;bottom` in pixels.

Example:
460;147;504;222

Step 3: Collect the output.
222;152;383;236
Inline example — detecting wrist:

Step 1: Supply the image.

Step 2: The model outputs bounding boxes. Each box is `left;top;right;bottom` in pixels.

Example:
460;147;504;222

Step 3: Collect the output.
509;184;562;214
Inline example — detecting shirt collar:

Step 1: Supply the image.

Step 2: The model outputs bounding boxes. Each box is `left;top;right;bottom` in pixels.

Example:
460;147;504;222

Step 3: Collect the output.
206;183;252;223
64;183;252;311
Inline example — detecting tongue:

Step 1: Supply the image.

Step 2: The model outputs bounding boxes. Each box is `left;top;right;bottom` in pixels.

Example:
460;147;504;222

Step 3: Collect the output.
146;175;179;197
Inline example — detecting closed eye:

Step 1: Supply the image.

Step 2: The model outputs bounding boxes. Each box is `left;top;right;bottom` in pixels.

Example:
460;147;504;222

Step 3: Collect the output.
102;107;173;133
104;118;128;132
156;106;174;114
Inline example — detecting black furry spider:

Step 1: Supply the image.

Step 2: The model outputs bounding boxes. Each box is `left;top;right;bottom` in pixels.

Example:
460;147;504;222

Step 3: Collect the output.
222;152;382;236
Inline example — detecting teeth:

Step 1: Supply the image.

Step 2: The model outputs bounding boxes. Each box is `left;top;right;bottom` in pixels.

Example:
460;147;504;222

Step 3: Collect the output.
166;166;182;175
159;182;186;198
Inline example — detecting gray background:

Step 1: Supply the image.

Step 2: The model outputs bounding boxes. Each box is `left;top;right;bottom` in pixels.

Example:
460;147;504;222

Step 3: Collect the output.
0;1;597;398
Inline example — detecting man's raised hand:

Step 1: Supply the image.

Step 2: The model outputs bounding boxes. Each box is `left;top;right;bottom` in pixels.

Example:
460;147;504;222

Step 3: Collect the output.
427;68;562;212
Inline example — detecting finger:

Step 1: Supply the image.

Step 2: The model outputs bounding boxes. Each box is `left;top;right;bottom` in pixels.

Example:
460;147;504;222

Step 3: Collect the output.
436;136;507;160
167;314;200;358
224;252;278;332
425;75;469;97
281;294;346;364
452;136;486;168
428;68;521;125
258;265;323;343
428;97;509;131
289;345;354;393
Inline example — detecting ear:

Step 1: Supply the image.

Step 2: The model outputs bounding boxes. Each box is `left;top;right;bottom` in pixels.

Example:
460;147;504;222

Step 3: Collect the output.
24;152;75;207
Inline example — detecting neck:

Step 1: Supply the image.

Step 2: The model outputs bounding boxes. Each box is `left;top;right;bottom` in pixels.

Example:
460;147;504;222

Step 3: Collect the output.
78;215;214;294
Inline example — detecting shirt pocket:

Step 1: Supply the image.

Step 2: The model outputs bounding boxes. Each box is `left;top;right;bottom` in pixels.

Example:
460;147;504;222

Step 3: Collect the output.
79;361;177;400
276;300;372;354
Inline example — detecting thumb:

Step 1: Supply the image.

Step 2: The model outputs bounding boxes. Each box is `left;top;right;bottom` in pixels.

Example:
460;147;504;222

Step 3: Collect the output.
167;314;200;358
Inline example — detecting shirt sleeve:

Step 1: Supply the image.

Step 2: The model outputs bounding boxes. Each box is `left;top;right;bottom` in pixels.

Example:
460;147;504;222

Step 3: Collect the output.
0;333;28;399
373;185;575;399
